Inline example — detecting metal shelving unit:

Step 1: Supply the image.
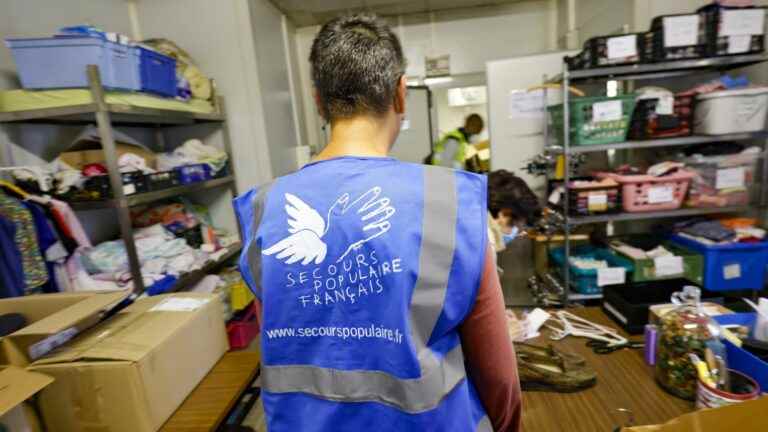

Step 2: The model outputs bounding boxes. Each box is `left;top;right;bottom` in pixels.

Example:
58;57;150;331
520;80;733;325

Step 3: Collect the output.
546;55;768;304
0;65;239;294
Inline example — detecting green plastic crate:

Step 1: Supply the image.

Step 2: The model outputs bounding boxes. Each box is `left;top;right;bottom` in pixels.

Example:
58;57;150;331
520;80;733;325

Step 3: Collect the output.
610;240;703;285
548;94;636;146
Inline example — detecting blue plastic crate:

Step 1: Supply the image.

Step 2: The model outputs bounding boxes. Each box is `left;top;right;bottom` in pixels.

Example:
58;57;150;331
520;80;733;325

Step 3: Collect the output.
670;234;768;291
175;164;211;184
714;313;768;393
137;47;177;97
5;36;140;90
550;246;634;294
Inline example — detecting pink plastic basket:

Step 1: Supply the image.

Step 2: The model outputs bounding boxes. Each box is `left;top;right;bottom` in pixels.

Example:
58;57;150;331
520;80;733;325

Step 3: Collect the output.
597;171;694;212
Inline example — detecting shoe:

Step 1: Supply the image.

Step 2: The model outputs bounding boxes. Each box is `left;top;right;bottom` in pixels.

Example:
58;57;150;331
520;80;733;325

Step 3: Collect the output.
515;342;586;367
516;344;597;393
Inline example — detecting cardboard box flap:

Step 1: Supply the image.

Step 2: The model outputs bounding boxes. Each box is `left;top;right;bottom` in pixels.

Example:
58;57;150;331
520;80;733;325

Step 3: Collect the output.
32;312;149;365
0;292;93;322
32;294;212;366
13;290;130;337
0;366;53;417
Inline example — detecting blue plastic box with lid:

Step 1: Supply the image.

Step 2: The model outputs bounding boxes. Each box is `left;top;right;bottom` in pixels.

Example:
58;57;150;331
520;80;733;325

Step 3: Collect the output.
670;234;768;291
5;36;141;91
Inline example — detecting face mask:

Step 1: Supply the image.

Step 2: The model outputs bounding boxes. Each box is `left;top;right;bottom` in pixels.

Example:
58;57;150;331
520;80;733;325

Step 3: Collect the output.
502;226;519;245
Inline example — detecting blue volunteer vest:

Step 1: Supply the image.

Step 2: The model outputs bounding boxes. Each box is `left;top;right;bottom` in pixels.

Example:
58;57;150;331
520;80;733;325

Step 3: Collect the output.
235;157;491;432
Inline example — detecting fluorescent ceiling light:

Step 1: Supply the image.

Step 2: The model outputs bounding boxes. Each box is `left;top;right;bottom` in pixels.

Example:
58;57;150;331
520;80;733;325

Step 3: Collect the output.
423;76;454;86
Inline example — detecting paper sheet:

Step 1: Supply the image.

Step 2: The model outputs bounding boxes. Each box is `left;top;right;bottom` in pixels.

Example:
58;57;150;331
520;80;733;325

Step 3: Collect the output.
654;255;684;277
663;15;700;47
728;34;753;54
648;186;675;204
607;35;638;59
150;297;210;312
592;100;623;122
716;167;745;189
508;89;545;119
721;9;765;36
597;267;626;287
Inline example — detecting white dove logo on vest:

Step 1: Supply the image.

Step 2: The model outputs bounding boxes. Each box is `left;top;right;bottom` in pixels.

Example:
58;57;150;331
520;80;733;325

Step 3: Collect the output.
263;187;396;265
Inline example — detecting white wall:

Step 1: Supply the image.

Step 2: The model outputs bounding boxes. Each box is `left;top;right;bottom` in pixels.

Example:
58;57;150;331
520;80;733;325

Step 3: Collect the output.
135;0;276;192
0;0;133;89
0;0;136;242
432;88;489;140
294;1;554;152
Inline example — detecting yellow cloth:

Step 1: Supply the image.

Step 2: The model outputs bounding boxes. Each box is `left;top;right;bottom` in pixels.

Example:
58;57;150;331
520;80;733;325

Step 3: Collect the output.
0;89;214;114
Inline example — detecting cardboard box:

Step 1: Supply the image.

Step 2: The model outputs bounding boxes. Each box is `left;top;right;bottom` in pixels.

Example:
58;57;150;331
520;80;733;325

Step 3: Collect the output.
0;291;130;366
30;293;228;432
623;395;768;431
60;143;157;170
0;366;54;432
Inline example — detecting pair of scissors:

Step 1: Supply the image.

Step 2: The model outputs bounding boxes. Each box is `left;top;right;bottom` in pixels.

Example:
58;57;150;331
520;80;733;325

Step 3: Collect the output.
587;339;644;355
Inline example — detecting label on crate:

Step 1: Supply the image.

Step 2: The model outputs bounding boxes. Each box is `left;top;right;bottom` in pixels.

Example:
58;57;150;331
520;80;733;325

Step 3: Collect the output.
716;167;745;190
587;193;608;211
593;100;623;122
647;186;675;203
607;34;638;59
597;267;626;287
723;263;742;280
728;35;752;54
123;183;136;195
721;9;765;36
663;15;700;47
654;255;684;277
655;95;675;115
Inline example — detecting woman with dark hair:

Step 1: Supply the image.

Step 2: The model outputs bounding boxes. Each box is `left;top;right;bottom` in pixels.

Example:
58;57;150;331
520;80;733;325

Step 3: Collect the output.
487;170;542;251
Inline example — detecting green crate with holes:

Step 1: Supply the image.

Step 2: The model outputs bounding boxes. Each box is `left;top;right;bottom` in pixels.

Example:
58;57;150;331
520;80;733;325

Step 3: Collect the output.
609;239;704;284
548;94;636;146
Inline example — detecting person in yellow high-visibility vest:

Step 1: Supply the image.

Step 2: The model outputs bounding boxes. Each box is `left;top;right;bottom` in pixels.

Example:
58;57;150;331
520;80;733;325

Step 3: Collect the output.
432;113;484;169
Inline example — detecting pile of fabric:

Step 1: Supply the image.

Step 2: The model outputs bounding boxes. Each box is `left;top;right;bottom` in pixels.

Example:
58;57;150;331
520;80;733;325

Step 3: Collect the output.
156;139;228;175
11;127;229;200
673;218;766;245
67;199;238;293
568;256;609;270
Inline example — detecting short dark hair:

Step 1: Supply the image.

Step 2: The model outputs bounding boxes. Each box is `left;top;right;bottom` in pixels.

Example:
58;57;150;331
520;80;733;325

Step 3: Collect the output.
465;114;484;130
488;170;541;224
309;13;406;121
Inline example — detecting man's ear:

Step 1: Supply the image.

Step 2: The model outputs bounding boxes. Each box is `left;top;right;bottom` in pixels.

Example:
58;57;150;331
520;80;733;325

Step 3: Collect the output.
313;88;327;121
393;76;407;115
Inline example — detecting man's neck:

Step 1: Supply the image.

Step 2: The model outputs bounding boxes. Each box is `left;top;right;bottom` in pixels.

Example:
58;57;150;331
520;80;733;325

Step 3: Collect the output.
315;114;396;161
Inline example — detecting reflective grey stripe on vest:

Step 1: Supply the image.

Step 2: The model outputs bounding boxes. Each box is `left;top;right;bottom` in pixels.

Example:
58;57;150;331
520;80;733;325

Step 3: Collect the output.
262;167;469;414
245;182;274;298
476;416;492;432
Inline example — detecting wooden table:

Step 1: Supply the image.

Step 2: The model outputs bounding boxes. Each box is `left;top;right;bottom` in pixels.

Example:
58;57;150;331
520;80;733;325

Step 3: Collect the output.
161;351;261;432
522;308;692;432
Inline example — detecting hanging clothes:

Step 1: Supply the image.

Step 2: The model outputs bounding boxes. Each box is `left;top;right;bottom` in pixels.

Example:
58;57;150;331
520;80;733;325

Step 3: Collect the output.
24;202;67;293
0;215;25;298
0;189;48;290
50;199;92;248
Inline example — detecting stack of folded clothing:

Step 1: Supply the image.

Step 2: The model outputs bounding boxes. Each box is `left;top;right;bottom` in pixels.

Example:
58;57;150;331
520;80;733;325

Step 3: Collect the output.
673;218;766;245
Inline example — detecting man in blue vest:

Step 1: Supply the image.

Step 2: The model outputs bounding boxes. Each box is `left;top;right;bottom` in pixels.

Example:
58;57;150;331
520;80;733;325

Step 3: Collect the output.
235;13;520;432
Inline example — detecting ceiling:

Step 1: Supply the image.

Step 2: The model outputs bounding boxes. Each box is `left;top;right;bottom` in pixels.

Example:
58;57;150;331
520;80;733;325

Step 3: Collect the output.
271;0;526;27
